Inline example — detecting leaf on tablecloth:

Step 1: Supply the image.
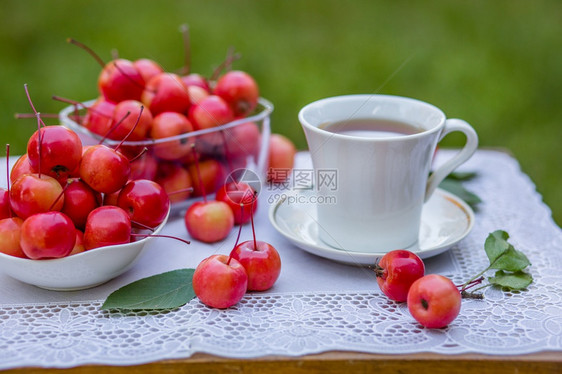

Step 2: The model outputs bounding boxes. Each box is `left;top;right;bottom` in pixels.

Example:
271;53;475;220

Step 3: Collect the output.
101;268;196;311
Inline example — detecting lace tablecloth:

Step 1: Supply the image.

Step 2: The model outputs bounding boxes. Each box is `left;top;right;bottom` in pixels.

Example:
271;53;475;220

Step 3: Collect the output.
0;149;561;369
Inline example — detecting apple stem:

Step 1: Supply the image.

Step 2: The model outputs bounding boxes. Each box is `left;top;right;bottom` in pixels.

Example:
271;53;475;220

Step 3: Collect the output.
111;48;119;60
167;186;195;196
5;144;12;218
210;46;241;82
227;212;245;266
130;220;155;232
67;38;106;68
130;233;190;245
220;130;235;174
112;61;147;91
48;179;73;211
180;23;191;75
127;147;148;163
99;110;130;144
114;106;143;152
15;113;59;119
191;144;207;203
249;192;258;250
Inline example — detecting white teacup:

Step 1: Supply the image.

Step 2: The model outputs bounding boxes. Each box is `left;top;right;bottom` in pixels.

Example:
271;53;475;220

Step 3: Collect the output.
298;94;478;253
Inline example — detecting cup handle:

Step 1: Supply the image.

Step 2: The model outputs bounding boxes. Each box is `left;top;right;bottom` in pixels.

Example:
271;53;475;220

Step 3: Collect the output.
424;118;479;202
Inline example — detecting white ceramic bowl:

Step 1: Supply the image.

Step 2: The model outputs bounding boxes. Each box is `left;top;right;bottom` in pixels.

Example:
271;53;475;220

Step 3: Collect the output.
0;210;169;291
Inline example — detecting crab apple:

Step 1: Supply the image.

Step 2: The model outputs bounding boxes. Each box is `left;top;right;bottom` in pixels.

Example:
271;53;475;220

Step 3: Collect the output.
79;145;130;194
215;182;258;225
187;85;210;105
407;274;462;329
20;211;76;259
155;163;193;203
68;229;85;255
133;58;164;83
0;217;26;258
224;122;261;160
108;100;153;141
150;112;195;160
103;189;121;206
181;73;210;91
130;152;158;180
184;200;234;243
192;254;248;309
141;73;190;116
0;189;12;220
230;240;281;291
60;178;102;230
267;133;296;183
374;250;425;302
99;58;145;103
10;154;35;184
82;97;116;137
214;70;259;117
10;174;64;219
27;125;83;182
117;179;170;229
188;95;234;130
83;206;131;250
187;158;225;197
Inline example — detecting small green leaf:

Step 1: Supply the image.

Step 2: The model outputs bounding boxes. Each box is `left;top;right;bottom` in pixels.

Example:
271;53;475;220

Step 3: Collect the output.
101;268;196;311
489;270;533;290
490;246;531;272
439;179;482;209
445;171;478;181
484;230;511;264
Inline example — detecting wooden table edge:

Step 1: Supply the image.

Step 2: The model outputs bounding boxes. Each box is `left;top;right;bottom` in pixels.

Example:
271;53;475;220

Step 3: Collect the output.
5;350;561;374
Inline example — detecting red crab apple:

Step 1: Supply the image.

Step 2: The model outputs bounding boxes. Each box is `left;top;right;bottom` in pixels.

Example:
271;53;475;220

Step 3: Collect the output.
215;182;257;225
60;178;102;230
82;97;116;137
68;229;86;255
267;133;296;183
184;200;234;243
141;72;191;116
374;250;425;302
150;112;195;160
155;162;193;203
0;189;12;220
27;125;83;183
0;217;26;258
79;144;130;194
181;73;210;91
83;206;131;250
407;274;462;328
192;254;248;309
99;58;145;103
117;179;170;229
214;70;259;117
224;122;261;160
230;240;281;291
187;158;225;197
10;154;35;184
10;174;64;219
20;211;76;259
109;100;153;141
188;95;234;130
186;85;210;105
134;58;164;83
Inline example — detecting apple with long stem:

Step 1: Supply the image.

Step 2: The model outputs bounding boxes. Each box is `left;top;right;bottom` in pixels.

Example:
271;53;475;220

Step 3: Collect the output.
83;206;132;250
60;178;102;230
150;112;194;160
215;181;257;225
229;198;281;291
141;72;191;115
117;179;170;229
214;70;259;117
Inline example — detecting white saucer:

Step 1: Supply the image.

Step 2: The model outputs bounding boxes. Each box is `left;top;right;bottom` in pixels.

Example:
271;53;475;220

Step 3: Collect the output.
268;188;474;266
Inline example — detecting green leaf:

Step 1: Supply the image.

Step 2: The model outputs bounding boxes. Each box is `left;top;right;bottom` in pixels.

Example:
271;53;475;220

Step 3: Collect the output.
101;268;196;311
489;270;533;290
445;171;478;181
490;246;531;272
484;230;511;264
439;179;482;209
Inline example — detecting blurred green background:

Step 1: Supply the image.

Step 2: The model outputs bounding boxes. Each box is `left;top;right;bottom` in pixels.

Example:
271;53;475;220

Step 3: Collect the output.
0;0;560;226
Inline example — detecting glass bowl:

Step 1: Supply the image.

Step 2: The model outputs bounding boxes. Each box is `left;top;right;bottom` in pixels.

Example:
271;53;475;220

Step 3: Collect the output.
59;98;273;214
